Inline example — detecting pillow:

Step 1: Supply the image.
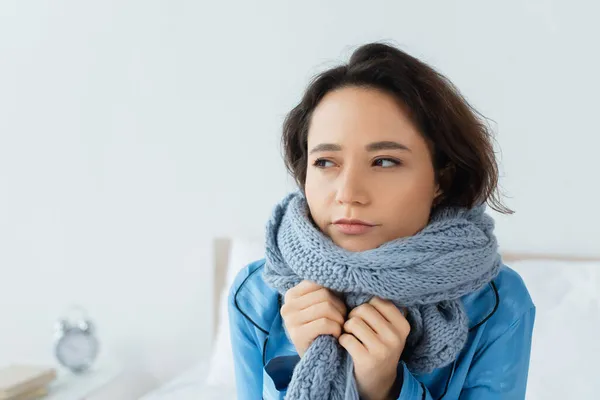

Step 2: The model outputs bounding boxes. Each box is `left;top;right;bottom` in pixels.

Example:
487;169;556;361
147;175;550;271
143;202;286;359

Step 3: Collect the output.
508;259;600;399
205;237;265;388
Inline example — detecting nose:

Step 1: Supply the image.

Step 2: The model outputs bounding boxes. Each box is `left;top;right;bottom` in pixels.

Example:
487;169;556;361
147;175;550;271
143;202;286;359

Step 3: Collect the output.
335;166;369;206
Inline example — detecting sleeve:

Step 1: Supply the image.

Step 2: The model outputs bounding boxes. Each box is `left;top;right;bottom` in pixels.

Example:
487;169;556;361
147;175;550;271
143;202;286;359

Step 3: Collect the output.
395;306;536;400
459;306;536;399
228;278;264;400
395;362;435;400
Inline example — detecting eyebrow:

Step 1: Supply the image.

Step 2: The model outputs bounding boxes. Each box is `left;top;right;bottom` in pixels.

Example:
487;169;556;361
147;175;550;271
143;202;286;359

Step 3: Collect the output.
365;141;411;152
309;141;411;154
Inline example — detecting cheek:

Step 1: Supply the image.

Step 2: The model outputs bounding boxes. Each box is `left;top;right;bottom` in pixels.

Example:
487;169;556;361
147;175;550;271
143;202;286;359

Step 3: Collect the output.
380;168;436;200
304;169;330;228
304;168;320;204
380;173;437;234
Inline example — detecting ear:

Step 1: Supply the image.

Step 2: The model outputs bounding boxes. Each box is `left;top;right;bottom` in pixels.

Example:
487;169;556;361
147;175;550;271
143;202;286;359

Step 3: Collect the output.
433;163;454;206
433;185;443;207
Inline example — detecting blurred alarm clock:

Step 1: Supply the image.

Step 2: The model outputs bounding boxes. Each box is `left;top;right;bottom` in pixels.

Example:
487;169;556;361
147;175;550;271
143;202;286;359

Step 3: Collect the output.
54;306;99;373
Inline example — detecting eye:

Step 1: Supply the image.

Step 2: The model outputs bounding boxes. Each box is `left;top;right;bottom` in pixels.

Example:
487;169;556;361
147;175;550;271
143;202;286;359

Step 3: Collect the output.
313;158;336;168
373;158;400;168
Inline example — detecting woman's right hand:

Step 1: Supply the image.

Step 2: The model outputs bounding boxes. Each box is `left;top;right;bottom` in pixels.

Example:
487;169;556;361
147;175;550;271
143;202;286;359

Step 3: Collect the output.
280;280;348;358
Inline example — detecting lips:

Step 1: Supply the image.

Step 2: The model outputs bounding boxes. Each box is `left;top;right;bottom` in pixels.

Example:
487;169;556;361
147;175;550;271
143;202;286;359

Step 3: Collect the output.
332;218;377;235
333;218;375;226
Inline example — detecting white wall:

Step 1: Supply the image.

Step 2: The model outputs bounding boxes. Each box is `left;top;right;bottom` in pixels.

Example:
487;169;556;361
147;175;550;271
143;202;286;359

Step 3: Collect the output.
1;0;598;385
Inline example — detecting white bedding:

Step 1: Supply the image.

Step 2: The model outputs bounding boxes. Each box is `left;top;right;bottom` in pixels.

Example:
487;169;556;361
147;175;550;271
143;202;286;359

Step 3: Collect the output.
139;361;237;400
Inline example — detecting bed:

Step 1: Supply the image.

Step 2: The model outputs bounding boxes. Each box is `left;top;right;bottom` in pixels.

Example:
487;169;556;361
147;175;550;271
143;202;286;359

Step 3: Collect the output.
140;238;600;399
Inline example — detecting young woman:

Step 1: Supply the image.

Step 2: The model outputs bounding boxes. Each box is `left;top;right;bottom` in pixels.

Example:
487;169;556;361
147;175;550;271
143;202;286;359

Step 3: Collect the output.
228;42;534;400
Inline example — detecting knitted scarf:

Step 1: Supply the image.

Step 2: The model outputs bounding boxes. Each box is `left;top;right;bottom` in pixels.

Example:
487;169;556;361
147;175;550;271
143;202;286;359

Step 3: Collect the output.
262;191;501;400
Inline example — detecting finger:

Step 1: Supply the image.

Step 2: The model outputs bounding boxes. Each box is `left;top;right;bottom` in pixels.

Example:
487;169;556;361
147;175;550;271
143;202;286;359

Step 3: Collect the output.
301;317;343;340
351;303;405;349
349;303;391;337
293;301;345;326
339;333;368;360
295;288;347;315
285;280;322;301
369;297;410;336
343;317;380;353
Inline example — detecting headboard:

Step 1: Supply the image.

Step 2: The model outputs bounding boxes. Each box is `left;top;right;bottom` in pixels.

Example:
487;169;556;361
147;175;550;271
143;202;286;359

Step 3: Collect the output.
213;237;233;336
501;252;600;262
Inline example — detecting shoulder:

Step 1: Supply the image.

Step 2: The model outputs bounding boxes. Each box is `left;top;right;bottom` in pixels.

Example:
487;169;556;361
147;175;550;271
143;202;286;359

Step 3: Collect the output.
464;265;535;338
228;258;280;335
494;265;534;305
493;264;535;322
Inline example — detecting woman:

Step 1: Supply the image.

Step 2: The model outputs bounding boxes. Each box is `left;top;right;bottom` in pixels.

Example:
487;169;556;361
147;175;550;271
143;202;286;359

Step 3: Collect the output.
228;42;534;400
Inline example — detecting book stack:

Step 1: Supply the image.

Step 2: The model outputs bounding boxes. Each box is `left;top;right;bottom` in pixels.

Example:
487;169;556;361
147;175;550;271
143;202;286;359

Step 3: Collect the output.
0;365;57;400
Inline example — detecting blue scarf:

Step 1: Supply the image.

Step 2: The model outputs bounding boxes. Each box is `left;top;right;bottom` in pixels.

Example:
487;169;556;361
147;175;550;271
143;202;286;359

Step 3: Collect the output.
263;191;501;400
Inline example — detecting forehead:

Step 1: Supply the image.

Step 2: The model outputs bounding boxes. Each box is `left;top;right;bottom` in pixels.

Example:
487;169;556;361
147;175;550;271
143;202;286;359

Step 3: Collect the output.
307;86;422;146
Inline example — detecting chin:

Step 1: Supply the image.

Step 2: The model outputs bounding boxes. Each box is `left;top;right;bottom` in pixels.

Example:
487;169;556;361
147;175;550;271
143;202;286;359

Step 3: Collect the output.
331;235;382;252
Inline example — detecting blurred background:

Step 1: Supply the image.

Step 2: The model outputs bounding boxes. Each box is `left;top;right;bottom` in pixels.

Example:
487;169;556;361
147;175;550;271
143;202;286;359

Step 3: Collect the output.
1;1;598;399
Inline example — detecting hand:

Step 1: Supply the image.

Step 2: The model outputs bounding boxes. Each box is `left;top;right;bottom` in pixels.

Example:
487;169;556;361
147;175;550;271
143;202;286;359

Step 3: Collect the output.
280;280;347;358
339;297;410;400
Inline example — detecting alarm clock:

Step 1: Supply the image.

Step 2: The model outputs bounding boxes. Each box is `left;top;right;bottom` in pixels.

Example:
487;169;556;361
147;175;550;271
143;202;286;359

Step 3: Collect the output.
54;306;99;373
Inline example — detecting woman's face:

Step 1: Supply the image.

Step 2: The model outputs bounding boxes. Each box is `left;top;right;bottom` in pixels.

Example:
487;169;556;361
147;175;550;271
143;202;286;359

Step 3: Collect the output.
305;86;440;252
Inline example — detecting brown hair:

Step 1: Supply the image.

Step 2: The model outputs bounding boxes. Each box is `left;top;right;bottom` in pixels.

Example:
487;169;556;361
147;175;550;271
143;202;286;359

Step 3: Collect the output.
282;42;511;214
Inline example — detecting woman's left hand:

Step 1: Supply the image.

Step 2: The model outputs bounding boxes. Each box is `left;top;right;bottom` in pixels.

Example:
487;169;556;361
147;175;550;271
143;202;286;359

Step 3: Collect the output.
339;297;411;400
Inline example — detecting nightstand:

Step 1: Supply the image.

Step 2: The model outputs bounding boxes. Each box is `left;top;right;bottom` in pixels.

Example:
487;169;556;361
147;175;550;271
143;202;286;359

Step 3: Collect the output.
44;363;124;400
